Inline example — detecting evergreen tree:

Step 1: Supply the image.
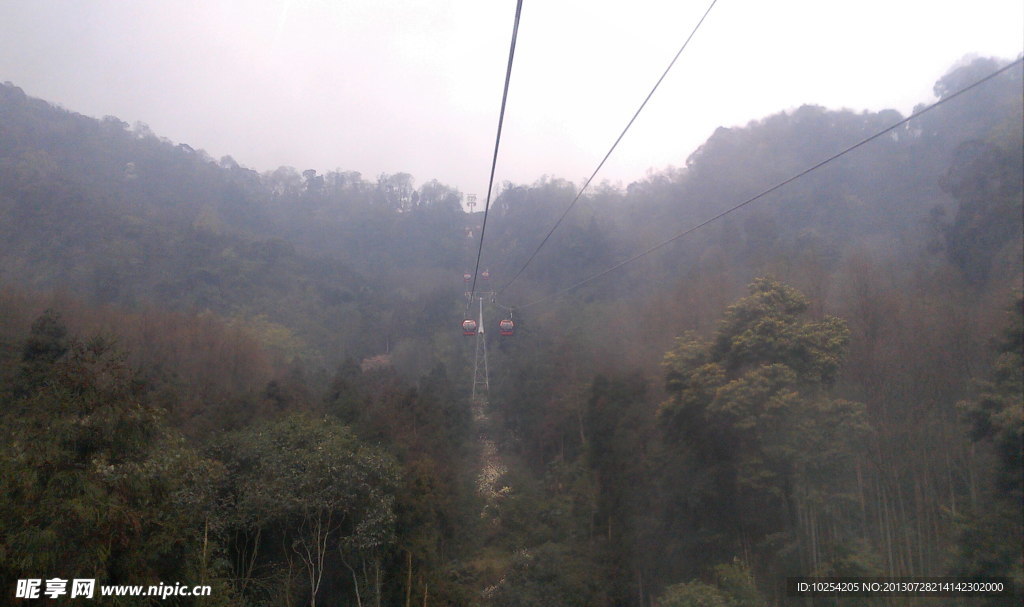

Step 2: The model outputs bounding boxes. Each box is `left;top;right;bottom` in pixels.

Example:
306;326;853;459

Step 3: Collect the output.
659;279;868;581
953;297;1023;604
14;308;68;395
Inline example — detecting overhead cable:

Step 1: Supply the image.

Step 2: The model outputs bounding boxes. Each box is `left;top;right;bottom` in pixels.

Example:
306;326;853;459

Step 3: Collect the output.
511;57;1024;311
497;0;719;295
467;0;525;313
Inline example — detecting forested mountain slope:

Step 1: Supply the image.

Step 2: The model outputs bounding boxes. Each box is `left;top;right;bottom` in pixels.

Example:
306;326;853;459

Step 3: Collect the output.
0;56;1020;606
2;57;1020;365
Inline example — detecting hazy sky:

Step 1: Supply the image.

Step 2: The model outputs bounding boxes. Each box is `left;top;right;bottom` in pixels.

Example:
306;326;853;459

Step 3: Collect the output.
1;0;1021;202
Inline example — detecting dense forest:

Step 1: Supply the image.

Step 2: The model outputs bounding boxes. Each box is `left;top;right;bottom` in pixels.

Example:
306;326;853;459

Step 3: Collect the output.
0;56;1021;606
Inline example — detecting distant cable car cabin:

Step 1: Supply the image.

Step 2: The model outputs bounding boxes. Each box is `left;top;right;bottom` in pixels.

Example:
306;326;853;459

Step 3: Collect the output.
499;319;514;336
482;270;491;281
462;319;478;336
463;273;472;283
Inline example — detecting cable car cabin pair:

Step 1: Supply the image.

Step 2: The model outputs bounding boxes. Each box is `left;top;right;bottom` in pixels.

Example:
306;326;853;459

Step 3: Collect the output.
462;319;515;336
463;271;490;282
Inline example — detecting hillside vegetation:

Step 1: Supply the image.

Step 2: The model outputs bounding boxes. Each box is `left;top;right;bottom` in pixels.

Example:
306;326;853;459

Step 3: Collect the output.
0;57;1020;605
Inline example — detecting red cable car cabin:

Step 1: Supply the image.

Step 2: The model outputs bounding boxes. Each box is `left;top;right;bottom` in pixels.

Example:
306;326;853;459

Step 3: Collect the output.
499;319;514;336
463;273;472;283
462;319;478;336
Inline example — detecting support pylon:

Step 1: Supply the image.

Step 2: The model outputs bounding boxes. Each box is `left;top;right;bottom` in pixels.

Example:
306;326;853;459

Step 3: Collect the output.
471;295;490;402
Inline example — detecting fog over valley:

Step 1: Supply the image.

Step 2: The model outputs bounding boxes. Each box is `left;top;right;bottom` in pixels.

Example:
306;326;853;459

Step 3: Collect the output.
0;2;1021;605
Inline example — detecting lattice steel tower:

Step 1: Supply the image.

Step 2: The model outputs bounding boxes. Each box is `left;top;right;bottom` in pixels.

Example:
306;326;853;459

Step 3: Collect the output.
471;295;490;401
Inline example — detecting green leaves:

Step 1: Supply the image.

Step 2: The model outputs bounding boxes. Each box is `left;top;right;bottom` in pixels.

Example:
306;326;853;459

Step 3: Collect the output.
0;325;216;588
662;279;859;446
659;279;868;580
216;414;401;604
712;278;849;384
656;561;763;607
952;298;1023;597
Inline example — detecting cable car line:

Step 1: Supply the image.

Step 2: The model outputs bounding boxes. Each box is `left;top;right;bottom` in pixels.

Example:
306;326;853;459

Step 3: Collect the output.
507;57;1023;312
496;0;719;296
467;0;525;316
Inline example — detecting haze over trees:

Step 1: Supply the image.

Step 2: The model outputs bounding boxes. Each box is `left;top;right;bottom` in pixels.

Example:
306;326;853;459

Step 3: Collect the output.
0;56;1020;605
